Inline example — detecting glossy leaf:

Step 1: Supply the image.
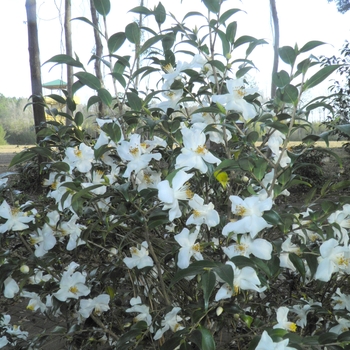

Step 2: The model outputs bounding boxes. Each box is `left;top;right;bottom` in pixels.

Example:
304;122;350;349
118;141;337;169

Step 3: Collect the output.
226;21;237;44
202;0;220;13
303;65;340;91
279;46;296;67
139;35;164;55
94;0;110;16
219;8;241;24
272;70;290;88
201;270;216;311
128;5;152;16
126;92;142;111
125;22;140;45
98;88;113;107
44;54;85;69
154;2;166;25
299;40;327;53
75;72;101;90
108;32;126;53
289;253;306;281
74;111;84;127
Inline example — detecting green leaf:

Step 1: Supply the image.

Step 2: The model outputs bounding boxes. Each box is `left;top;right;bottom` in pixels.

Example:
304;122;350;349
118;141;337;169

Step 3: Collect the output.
94;0;110;16
226;21;237;44
190;106;222;115
279;46;296;67
289;253;306;281
335;124;350;138
44;54;85;69
111;73;126;88
9;150;36;168
330;180;350;192
201;270;216;311
45;94;66;104
207;60;226;72
303;65;340;91
154;2;166;25
276;84;299;104
72;17;104;37
125;22;140;45
129;6;152;16
219;8;241;24
101;122;122;144
162;33;176;52
139;35;164;55
234;35;257;48
98;88;113;107
87;96;101;110
108;32;126;53
74;111;84;127
202;0;220;14
126;92;142;111
252;158;268;181
74;72;101;90
50;162;70;173
217;29;230;57
263;210;282;225
299;40;327;53
199;327;216;350
246;131;259;143
272;70;290;88
318;332;338;345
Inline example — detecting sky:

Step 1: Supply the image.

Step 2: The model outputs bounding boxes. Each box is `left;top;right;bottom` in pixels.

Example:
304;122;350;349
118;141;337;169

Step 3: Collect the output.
1;0;350;114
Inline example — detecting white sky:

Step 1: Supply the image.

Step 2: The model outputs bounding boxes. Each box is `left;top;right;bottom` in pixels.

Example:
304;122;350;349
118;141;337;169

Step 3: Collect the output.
1;0;350;108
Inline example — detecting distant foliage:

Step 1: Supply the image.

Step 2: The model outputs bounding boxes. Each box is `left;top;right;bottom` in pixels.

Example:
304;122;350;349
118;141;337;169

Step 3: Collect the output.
0;125;8;145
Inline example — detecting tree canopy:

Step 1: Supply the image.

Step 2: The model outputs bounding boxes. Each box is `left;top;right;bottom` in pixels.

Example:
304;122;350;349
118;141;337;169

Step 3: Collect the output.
328;0;350;13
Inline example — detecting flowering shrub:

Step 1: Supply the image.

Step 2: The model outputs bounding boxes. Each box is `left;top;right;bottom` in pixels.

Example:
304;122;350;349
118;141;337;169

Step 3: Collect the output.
2;0;350;349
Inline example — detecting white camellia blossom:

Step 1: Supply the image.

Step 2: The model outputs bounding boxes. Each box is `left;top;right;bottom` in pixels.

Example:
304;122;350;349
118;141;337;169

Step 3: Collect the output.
273;306;297;332
126;296;153;331
53;262;90;302
290;304;312;328
315;238;350;282
58;214;86;251
0;200;35;233
3;277;19;299
175;127;221;174
267;128;286;156
0;336;8;348
79;294;110;318
222;195;273;238
21;291;47;313
157;170;194;221
328;204;350;245
123;241;154;269
222;233;272;260
211;78;257;120
174;227;203;269
65;143;95;173
135;167;161;192
255;330;297;350
81;169;107;195
186;194;220;229
153;307;184;340
332;288;350;311
329;316;350;334
117;134;162;179
215;261;266;301
29;224;57;257
156;83;183;112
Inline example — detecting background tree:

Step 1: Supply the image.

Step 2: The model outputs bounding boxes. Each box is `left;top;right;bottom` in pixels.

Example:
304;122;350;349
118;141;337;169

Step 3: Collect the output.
64;0;73;123
327;0;350;13
25;0;46;143
270;0;280;98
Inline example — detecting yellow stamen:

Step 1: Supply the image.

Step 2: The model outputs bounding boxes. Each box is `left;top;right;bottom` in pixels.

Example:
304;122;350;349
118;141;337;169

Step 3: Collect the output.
288;323;297;332
27;304;35;311
192;242;201;252
69;286;79;294
129;147;139;156
195;145;206;155
235;205;247;216
193;210;201;218
143;173;152;184
74;149;82;157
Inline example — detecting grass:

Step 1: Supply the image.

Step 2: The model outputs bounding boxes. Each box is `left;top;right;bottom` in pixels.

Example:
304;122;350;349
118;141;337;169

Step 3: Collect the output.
0;145;34;153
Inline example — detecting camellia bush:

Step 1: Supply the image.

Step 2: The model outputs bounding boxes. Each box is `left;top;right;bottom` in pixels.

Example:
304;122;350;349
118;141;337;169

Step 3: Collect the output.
2;0;350;349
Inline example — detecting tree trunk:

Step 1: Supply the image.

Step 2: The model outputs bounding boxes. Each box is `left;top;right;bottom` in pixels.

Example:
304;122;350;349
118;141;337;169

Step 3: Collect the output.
270;0;280;98
25;0;46;143
90;0;105;117
65;0;73;124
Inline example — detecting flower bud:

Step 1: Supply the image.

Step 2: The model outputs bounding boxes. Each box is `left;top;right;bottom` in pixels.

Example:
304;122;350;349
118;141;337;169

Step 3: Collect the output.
242;176;249;183
20;265;30;274
216;306;224;316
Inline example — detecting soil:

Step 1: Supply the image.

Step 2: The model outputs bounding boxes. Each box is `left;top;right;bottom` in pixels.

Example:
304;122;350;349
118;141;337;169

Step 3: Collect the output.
0;144;350;349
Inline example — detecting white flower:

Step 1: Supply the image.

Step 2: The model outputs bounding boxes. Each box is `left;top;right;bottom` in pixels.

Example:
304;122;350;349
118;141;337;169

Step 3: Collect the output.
174;227;203;269
162;60;190;86
291;304;311;328
117;134;161;179
123;241;154;269
315;238;350;282
222;234;272;260
48;179;74;212
157;170;194;221
3;277;19;298
328;204;350;245
135;168;161;192
79;294;110;318
211;78;257;120
0;200;35;233
222;195;273;238
29;224;56;257
332;288;350;311
58;214;86;251
215;261;266;301
53;264;90;302
273;149;291;168
256;330;296;350
267;128;286;156
126;296;153;330
0;336;8;348
273;306;297;332
154;307;184;340
175;127;221;174
65;143;95;173
81;169;107;195
186;194;220;228
21;291;46;313
330;316;350;334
